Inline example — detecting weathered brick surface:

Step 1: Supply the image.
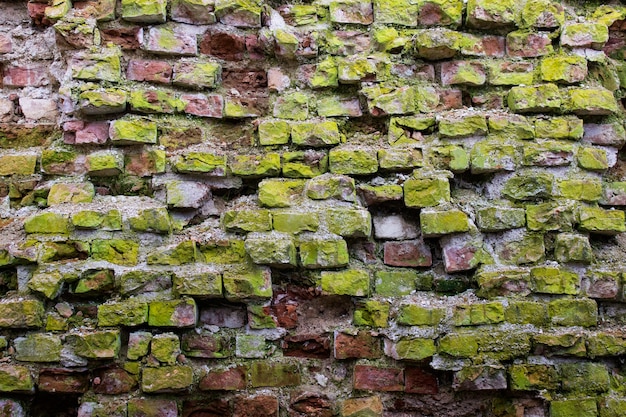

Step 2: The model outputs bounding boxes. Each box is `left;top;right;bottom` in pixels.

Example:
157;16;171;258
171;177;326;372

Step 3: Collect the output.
1;0;626;414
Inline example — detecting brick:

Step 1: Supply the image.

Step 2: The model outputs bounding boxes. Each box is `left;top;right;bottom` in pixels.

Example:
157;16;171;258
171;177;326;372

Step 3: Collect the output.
127;59;172;84
128;399;178;417
63;120;109;145
93;367;137;394
0;34;12;53
506;31;553;57
561;22;609;49
353;365;404;392
100;27;141;50
383;240;432;267
282;334;330;359
405;367;438;394
19;98;58;121
199;366;247;390
441;61;486;86
200;30;246;60
38;368;89;393
173;61;221;89
121;0;166;22
233;395;278;417
144;24;198;56
334;331;382;359
342;396;383;417
251;361;300;387
181;93;224;118
171;0;216;24
453;366;507;391
3;66;48;87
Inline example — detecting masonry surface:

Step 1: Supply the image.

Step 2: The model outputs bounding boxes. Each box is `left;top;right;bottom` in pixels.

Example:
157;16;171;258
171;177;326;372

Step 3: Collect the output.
2;0;626;416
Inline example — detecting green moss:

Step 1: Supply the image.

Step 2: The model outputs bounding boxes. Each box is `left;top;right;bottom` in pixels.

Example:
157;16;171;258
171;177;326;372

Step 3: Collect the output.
526;202;574;232
454;303;505;326
531;266;579;295
354;300;390;327
578;206;626;234
470;140;518;174
373;0;418;26
498;233;545;265
223;264;272;301
404;176;450;208
172;152;227;175
97;300;149;326
173;62;221;88
502;172;554;200
566;87;619;116
121;0;167;21
507;84;561;113
520;0;564;28
24;213;69;234
200;240;247;264
141;366;193;393
0;365;34;393
329;148;378;175
548;298;597;327
148;298;197;327
541;55;587;84
229;153;281;177
223;209;272;232
72;329;121;359
244;233;297;267
110;119;158;144
80;89;127;112
505;300;547;325
0;154;38;176
321;269;370;296
291;121;341;147
476;207;526;231
509;364;559;391
258;120;290;145
557;178;603;201
28;270;65;299
439;333;479;357
439;114;487;138
71;46;121;82
129;207;172;234
420;209;469;237
578;147;610;170
326;208;371;238
273;92;309;120
300;238;349;269
91;239;139;266
397;304;444;326
129;90;184;114
429;145;469;172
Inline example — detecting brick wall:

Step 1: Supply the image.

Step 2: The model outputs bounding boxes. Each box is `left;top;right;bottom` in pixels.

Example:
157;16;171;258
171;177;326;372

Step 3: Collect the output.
1;0;626;415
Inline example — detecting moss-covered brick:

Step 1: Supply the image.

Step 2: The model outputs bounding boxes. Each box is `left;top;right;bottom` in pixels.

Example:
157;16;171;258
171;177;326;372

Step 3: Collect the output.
24;212;69;234
507;30;553;57
172;152;227;175
541;55;588;84
245;233;296;267
578;207;626;235
0;298;43;328
428;145;469;172
258;120;290;145
14;333;61;362
526;202;575;232
97;300;149;326
272;210;319;233
71;46;121;82
229;153;281;177
454;302;504;326
309;57;338;88
362;84;438;115
404;176;450;208
586;270;621;300
329;147;378;175
509;364;559;391
373;0;418;26
502;172;554;200
354;300;390;327
548;298;597;327
273;92;309;120
223;264;272;301
28;270;65;299
531;266;579;295
378;148;423;171
413;28;463;60
476;206;526;231
326;208;371;238
121;0;167;22
560;362;609;393
147;241;198;265
375;270;421;296
488;61;535;86
80;89;127;115
86;150;124;176
251;361;300;387
602;181;626;206
557;178;603;202
535;116;584;140
172;267;222;298
127;331;152;360
550;399;597;417
522;140;574;166
0;365;34;393
488;114;535;140
148;298;197;327
91;239;139;266
306;173;356;201
520;0;564;29
236;334;269;358
338;55;379;83
129;207;172;234
47;183;94;206
282;150;329;178
320;269;370;296
534;332;586;356
128;90;184;114
439;332;480;357
476;267;532;298
420;209;470;237
578;147;610;171
478;331;532;361
151;333;180;365
554;232;593;263
507;84;561;113
317;95;362;117
561;22;609;49
109;119;157;145
141;365;193;393
71;329;120;358
200;240;247;264
439;114;488;138
498;233;545;265
358;184;404;205
0;154;37;176
247;303;276;329
397;304;444;326
565;87;619;116
74;268;115;295
223;209;272;232
173;62;221;89
470;140;518;174
388;115;436;146
505;300;547;325
386;337;436;360
466;0;517;28
258;178;305;208
598;397;626;417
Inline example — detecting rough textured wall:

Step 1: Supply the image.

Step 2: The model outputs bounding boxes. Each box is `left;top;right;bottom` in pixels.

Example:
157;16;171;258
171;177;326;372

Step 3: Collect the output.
2;0;626;415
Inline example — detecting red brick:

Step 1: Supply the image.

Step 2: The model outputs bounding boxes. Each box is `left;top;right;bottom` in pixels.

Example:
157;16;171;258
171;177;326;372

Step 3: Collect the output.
199;366;247;391
438;88;463;110
441;61;486;86
200;31;246;60
404;367;438;394
93;366;137;394
223;70;267;90
127;59;172;84
101;27;141;50
181;333;229;358
507;32;553;57
442;242;481;272
334;331;382;359
199;305;246;328
3;66;48;87
38;368;90;393
182;399;230;417
281;334;331;359
0;34;12;54
63;120;109;145
323;31;370;55
145;26;198;56
28;2;52;27
290;391;333;417
383;240;432;267
181;94;223;118
354;365;404;392
233;395;278;417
